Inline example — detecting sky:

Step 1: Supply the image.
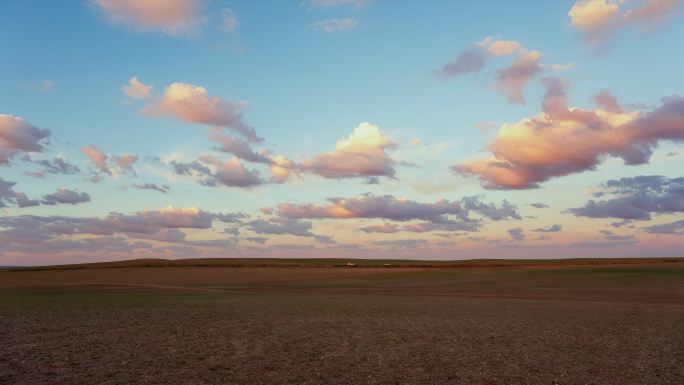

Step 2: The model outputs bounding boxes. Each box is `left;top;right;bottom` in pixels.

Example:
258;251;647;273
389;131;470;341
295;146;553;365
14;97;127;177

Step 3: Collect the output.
1;0;683;266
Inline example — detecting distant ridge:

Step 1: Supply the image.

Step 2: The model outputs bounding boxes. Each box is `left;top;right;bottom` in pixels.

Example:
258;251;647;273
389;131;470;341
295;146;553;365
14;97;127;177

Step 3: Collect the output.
4;257;684;272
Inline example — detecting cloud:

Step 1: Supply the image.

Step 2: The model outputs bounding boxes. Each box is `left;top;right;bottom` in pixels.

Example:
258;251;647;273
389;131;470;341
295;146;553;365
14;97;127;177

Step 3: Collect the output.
455;78;684;189
372;239;427;249
494;49;542;105
313;18;359;33
145;82;261;142
532;224;562;232
209;127;271;163
14;192;40;208
41;188;91;206
114;153;138;175
569;175;684;220
643;220;684;234
435;37;544;104
599;229;634;241
0;207;243;256
245;217;334;243
507;227;525;241
460;196;521;221
0;177;38;208
247;218;313;237
530;202;549;209
81;146;137;178
273;193;519;234
134;183;170;193
122;77;153;99
480;37;523;56
0;114;51;165
360;223;399;233
92;0;205;35
220;8;239;33
24;156;80;176
568;0;679;51
301;122;398;179
172;156;264;188
433;48;487;79
81;145;110;175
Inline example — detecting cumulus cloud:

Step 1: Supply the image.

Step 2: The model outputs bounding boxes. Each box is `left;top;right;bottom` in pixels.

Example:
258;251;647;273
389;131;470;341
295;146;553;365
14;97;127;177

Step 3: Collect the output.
568;0;679;51
455;78;684;189
92;0;206;35
41;188;91;206
145;82;261;142
134;183;170;193
569;175;684;220
0;114;51;165
530;202;549;209
122;77;153;99
301;122;398;179
313;18;359;33
172;156;263;188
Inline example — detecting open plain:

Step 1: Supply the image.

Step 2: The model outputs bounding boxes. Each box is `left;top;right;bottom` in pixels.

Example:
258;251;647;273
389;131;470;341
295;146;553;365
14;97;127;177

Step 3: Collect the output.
1;258;684;385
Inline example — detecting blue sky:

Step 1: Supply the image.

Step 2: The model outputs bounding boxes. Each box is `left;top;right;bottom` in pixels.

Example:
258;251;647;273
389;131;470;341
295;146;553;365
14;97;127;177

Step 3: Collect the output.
1;0;683;265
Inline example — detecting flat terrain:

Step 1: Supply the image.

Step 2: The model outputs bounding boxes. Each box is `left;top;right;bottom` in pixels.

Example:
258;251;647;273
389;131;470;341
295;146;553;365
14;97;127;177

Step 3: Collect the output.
1;258;684;384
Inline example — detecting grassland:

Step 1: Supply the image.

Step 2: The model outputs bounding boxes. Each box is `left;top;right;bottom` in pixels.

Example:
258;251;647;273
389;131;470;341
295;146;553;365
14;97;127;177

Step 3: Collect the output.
2;258;683;384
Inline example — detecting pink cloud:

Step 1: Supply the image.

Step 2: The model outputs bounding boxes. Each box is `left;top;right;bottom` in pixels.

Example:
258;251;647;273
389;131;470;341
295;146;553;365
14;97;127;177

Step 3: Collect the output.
81;145;111;175
92;0;205;35
436;37;550;104
569;0;679;51
301;122;397;179
494;50;542;105
145;82;261;142
81;145;138;177
455;78;684;189
0;114;50;165
122;77;153;99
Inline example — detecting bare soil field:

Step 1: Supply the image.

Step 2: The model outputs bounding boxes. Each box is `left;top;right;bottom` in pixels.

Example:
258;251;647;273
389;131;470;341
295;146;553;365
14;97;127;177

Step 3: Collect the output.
1;258;684;384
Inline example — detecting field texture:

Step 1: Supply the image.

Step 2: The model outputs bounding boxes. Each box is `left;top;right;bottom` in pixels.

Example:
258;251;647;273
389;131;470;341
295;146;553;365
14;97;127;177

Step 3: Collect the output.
1;258;684;384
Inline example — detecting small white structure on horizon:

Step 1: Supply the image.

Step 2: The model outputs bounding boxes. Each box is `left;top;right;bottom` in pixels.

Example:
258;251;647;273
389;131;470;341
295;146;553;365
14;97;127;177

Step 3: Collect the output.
346;262;355;267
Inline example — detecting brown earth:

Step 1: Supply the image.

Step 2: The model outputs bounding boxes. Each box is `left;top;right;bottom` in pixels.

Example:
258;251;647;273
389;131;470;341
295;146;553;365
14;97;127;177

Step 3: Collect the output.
1;258;683;384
